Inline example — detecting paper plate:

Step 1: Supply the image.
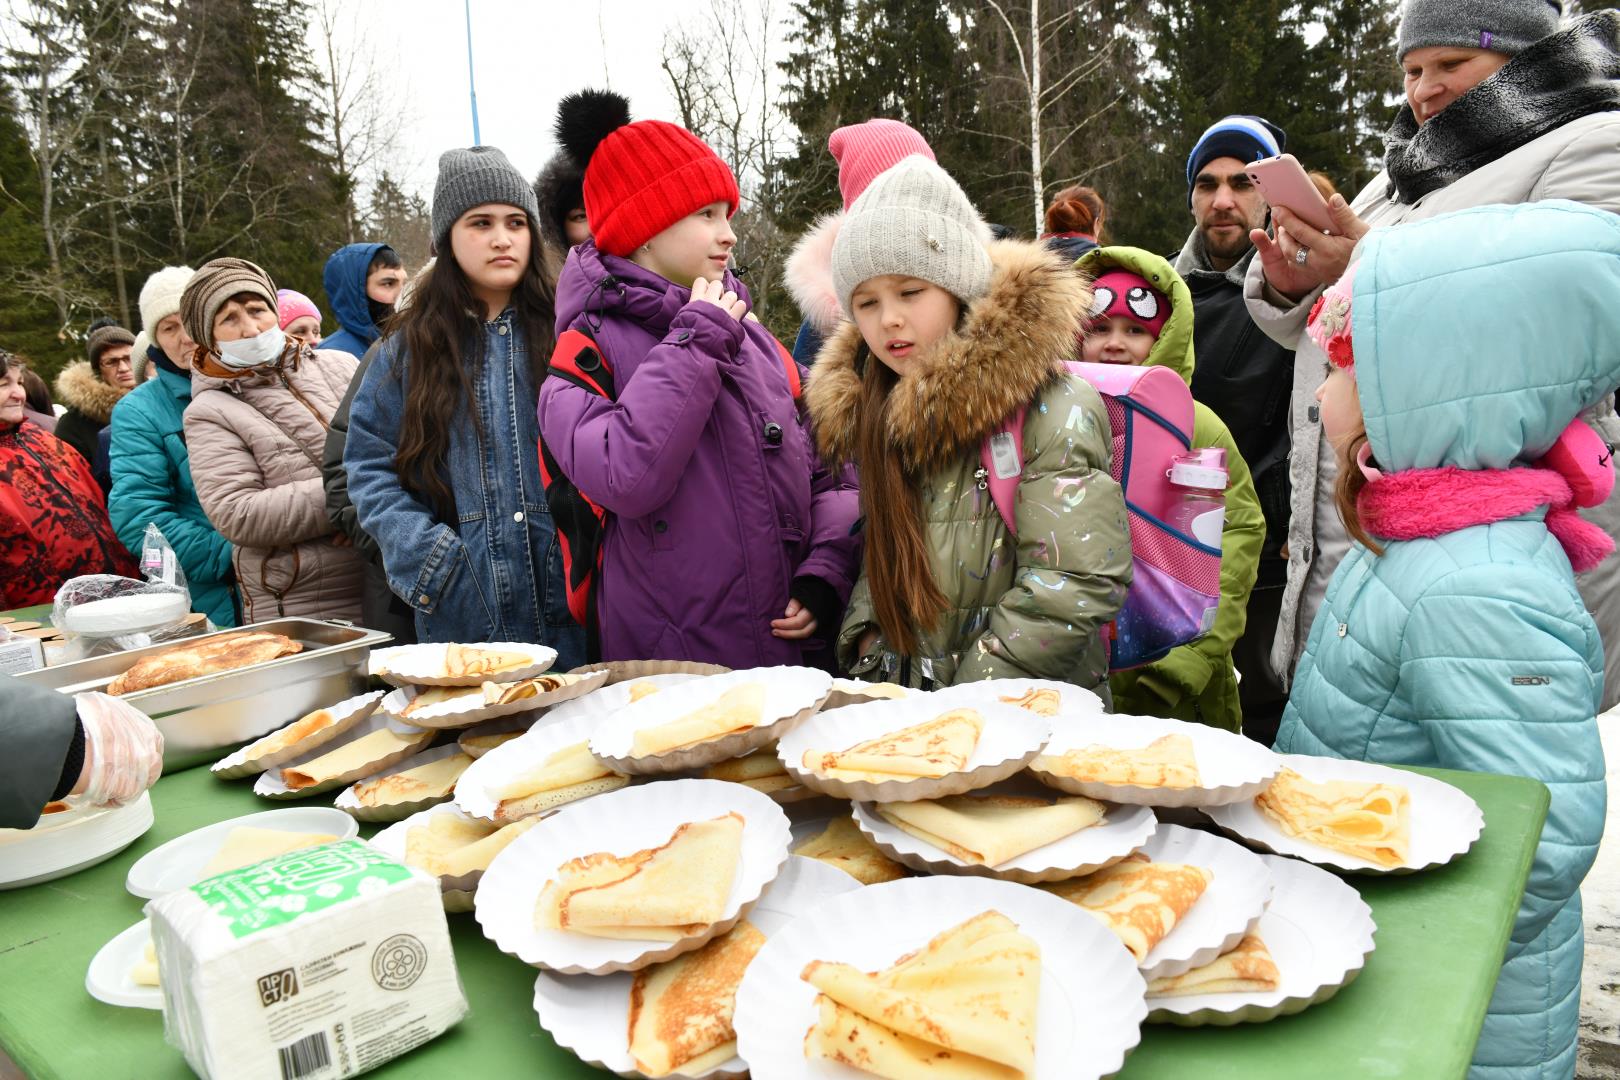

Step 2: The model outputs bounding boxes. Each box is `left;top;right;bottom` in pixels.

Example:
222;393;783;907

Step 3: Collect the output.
86;919;161;1010
209;691;385;780
851;795;1156;884
333;743;473;822
384;669;609;730
932;677;1108;721
124;806;358;898
370;641;557;687
536;672;711;732
569;659;731;684
1030;713;1281;808
456;709;630;823
1;793;155;891
778;697;1051;803
732;874;1147;1080
1147;853;1375;1025
590;667;833;776
820;678;915;712
368;802;514;912
531;856;860;1079
1203;754;1483;874
475;779;792;974
252;713;435;800
458;716;542;758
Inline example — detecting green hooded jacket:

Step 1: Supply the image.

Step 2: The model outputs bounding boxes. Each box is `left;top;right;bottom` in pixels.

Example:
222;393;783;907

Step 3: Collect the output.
1075;246;1265;731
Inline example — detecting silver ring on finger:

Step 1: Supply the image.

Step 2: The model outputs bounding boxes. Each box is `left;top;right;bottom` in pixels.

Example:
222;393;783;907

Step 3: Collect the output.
1294;246;1310;266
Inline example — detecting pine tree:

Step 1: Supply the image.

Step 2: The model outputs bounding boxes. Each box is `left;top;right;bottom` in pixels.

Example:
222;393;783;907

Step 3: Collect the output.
366;171;431;272
0;83;62;366
1321;0;1402;196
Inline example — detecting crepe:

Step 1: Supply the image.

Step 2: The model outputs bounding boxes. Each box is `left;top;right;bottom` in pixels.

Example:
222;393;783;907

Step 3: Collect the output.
482;672;579;706
488;740;628;823
443;643;533;679
877;794;1106;867
1255;768;1411;867
1035;733;1202;789
279;726;431;790
833;679;908;701
1146;933;1280;997
806;709;984;783
130;941;160;987
631;683;770;757
628;920;766;1077
791;816;908;884
802;909;1040;1079
403;814;539;878
238;704;345;759
1041;853;1212;962
999;687;1062;717
703;748;801;795
198;827;339;879
626;680;663;704
351;753;473;807
535;813;744;940
401;685;482;717
107;631;302;695
460;730;525;756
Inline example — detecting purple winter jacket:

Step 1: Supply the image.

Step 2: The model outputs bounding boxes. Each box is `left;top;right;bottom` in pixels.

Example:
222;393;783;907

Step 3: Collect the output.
537;241;861;668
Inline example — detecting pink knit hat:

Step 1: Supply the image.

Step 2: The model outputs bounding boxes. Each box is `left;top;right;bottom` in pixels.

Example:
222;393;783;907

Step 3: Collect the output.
1307;263;1358;371
828;119;935;210
276;289;322;331
1087;269;1170;340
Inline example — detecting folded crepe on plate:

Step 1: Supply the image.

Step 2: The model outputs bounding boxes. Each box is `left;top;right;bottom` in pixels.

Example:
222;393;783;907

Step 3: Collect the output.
1146;933;1280;997
351;752;473;807
806;709;984;783
482;672;580;706
487;740;628;823
279;726;431;790
631;683;769;757
237;703;347;759
999;688;1061;717
130;940;160;987
1255;767;1410;867
1042;853;1213;962
534;812;744;940
404;814;539;878
832;679;908;700
1036;733;1201;789
198;826;339;879
460;730;526;757
628;920;766;1077
876;794;1106;867
626;680;664;704
702;746;799;795
802;909;1040;1080
791;817;907;885
401;685;482;717
443;643;534;679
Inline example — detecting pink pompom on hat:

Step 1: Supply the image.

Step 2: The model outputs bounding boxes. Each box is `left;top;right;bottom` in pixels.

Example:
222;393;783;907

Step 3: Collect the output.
276;289;321;331
1307;263;1358;371
1087;269;1170;340
828;118;935;210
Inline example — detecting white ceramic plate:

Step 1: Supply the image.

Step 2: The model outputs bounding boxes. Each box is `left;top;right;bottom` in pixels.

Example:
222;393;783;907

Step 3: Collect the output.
384;669;610;730
851;795;1156;883
531;856;860;1079
456;709;626;822
0;793;154;891
370;641;558;687
932;677;1107;721
86;919;161;1009
210;691;385;780
333;743;472;822
733;875;1147;1080
252;713;434;799
1203;754;1483;873
124;806;358;898
1147;853;1375;1025
590;667;833;775
475;779;793;974
1030;713;1281;807
368;802;504;912
778;697;1051;802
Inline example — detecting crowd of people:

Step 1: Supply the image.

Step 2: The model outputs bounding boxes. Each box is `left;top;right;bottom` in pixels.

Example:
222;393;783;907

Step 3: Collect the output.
4;2;1620;1075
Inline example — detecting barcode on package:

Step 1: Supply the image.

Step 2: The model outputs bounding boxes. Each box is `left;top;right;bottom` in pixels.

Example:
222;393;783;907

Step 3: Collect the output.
277;1032;331;1080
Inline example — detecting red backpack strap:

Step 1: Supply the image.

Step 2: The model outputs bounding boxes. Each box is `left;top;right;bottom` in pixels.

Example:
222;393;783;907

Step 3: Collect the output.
774;340;803;401
549;329;615;397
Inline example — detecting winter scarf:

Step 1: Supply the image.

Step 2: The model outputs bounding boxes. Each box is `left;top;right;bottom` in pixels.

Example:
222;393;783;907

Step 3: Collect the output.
1384;11;1620;204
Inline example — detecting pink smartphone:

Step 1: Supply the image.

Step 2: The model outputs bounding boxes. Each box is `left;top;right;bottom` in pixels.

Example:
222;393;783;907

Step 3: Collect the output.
1246;154;1334;234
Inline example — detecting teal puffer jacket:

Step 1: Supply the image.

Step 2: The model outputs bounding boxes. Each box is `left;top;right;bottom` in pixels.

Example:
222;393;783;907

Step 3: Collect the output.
1277;202;1620;1080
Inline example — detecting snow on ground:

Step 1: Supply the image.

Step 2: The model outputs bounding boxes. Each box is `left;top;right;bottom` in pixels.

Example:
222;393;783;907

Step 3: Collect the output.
1579;706;1620;1079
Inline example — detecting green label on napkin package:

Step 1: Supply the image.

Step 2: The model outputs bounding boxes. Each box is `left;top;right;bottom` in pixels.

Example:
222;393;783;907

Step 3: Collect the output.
191;839;412;939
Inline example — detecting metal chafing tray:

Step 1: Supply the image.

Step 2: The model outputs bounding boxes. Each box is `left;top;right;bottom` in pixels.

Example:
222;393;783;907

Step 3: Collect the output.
16;618;393;772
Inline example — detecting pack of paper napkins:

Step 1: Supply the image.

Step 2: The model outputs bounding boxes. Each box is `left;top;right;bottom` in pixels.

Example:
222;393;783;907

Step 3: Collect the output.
146;839;467;1079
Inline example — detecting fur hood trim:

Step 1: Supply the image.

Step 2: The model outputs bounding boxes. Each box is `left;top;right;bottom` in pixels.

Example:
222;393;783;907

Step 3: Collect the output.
534;150;586;257
784;211;846;336
54;360;127;424
807;238;1091;475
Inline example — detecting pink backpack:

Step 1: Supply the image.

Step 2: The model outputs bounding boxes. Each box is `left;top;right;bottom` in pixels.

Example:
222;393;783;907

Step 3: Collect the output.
981;361;1220;671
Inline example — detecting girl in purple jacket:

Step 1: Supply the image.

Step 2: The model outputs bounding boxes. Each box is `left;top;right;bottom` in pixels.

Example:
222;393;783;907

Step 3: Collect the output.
536;91;860;669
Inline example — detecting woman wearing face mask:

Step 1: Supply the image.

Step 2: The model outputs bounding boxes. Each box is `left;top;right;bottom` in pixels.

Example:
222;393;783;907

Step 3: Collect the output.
181;258;365;623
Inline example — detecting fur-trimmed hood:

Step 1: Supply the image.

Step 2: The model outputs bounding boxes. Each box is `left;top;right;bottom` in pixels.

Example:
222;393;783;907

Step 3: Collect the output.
807;238;1091;475
784;211;845;335
534;149;586;257
53;360;128;424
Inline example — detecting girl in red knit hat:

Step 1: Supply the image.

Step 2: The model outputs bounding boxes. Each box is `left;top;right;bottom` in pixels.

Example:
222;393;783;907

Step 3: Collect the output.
536;91;860;670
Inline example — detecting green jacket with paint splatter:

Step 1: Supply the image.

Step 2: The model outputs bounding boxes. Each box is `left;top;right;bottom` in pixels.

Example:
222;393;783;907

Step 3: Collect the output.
807;239;1132;689
1077;245;1265;732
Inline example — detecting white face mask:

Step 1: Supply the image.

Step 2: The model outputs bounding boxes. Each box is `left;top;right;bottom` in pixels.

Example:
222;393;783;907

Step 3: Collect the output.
214;325;287;370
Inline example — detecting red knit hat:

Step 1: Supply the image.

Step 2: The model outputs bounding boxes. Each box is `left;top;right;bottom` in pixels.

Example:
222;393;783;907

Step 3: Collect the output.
582;120;739;257
828;118;934;210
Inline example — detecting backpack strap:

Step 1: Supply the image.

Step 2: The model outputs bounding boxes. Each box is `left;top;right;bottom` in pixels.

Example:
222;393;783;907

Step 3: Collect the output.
549;328;615;398
774;340;804;401
982;403;1030;537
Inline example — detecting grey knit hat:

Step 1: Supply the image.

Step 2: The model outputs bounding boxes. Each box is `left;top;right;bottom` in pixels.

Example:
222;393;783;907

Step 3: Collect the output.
831;155;994;317
86;324;135;368
1397;0;1562;59
431;146;541;249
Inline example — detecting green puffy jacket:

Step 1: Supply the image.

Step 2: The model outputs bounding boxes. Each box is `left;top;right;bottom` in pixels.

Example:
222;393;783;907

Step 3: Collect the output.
808;240;1132;689
1075;246;1266;732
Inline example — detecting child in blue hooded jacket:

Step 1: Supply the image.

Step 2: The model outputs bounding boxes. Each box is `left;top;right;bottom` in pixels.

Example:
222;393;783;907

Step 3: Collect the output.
319;243;407;358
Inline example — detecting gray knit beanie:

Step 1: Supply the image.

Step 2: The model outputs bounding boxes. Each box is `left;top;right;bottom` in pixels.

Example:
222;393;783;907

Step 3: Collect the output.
1397;0;1562;59
86;324;135;368
431;146;541;250
831;156;994;317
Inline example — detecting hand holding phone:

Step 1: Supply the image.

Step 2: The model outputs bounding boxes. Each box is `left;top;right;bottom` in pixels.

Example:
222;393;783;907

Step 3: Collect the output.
1246;155;1334;234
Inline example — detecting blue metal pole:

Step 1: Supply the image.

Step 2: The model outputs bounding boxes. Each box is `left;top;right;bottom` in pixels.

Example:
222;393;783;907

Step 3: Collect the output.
464;0;481;144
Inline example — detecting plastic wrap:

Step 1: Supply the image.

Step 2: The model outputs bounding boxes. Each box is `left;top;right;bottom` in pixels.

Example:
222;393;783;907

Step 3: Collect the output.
54;525;198;660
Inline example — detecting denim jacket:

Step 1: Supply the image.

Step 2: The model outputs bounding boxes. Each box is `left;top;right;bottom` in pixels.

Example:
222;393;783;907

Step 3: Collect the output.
344;310;586;666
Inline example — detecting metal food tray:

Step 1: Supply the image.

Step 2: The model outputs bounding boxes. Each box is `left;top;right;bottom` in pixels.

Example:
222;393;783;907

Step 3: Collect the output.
16;618;392;772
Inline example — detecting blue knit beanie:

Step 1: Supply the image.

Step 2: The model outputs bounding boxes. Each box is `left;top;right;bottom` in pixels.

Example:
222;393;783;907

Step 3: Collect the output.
1185;115;1286;203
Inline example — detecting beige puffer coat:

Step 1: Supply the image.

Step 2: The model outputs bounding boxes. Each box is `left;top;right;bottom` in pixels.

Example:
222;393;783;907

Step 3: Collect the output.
185;349;366;624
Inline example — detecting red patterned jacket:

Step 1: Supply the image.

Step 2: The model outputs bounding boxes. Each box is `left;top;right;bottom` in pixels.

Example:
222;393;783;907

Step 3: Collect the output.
1;421;138;608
